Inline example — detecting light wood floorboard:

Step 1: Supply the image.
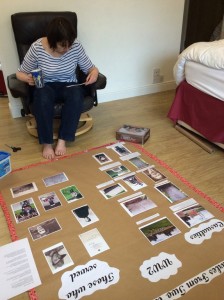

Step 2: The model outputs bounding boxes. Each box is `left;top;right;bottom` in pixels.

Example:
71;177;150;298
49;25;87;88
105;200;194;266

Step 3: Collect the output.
0;91;223;299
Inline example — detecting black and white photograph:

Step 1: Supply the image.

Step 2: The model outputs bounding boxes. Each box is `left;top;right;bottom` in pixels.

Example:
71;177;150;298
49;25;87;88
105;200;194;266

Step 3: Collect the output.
43;172;68;187
10;182;38;198
120;194;157;217
155;181;188;203
122;174;147;191
72;205;99;227
43;242;74;274
139;217;181;245
93;152;112;165
38;191;62;211
99;183;127;199
174;203;214;228
28;218;61;241
142;167;166;182
110;144;131;156
11;198;39;223
128;156;149;169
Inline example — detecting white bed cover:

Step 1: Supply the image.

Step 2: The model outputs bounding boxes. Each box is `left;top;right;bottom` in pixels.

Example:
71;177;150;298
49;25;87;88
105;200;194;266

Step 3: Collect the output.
174;39;224;84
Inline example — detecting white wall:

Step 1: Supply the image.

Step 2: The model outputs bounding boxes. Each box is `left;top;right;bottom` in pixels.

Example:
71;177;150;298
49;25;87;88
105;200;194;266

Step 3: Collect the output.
0;0;185;118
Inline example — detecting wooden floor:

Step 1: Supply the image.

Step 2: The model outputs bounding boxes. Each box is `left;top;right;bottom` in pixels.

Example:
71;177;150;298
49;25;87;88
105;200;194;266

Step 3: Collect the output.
0;91;224;299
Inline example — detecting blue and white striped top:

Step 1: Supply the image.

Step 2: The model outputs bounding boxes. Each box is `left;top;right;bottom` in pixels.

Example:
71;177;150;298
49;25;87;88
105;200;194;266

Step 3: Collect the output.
18;38;94;83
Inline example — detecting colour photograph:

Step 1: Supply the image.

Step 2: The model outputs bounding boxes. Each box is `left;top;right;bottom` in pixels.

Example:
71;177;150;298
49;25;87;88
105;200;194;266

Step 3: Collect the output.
60;185;83;203
39;191;62;211
11;198;39;223
99;183;127;199
174;203;214;228
105;165;130;179
139;217;181;245
120;194;157;217
155;181;188;203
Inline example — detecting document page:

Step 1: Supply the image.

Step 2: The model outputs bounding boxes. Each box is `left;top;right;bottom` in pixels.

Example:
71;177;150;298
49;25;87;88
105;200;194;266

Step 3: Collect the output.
0;238;41;300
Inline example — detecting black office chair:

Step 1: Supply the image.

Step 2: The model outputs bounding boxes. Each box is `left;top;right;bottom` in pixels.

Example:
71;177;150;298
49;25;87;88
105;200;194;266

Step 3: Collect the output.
7;11;106;138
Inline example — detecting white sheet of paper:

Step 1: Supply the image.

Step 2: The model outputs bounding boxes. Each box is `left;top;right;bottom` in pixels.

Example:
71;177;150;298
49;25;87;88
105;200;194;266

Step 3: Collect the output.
0;238;41;300
79;228;110;257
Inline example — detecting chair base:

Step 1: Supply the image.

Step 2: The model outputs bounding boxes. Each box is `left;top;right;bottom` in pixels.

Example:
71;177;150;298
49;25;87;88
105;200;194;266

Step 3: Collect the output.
26;113;93;139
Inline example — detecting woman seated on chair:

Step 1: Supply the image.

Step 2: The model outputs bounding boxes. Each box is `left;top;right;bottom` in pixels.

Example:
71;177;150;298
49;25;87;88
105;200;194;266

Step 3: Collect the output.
16;17;99;160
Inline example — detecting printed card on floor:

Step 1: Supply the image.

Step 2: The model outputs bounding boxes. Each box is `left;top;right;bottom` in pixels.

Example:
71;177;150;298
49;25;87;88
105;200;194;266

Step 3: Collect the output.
122;174;147;191
174;203;214;228
28;218;61;241
79;228;110;257
43;242;74;274
139;217;181;245
43;172;68;187
110;143;131;156
72;205;99;227
10;182;38;198
99;183;127;199
120;194;157;217
93;152;112;165
105;165;130;179
11;198;39;224
60;185;83;203
128;156;149;169
38;191;62;211
155;180;188;203
142;167;167;183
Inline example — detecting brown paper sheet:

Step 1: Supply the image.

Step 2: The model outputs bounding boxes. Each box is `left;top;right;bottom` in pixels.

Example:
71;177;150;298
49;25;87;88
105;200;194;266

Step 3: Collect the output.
0;142;224;300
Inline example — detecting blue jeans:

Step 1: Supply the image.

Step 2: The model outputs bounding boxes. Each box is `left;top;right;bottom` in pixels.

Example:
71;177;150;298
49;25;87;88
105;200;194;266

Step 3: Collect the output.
33;82;84;144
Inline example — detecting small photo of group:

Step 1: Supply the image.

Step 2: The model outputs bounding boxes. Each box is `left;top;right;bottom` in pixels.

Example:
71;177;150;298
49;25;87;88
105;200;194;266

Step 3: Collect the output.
11;198;39;223
39;191;62;211
60;185;83;203
43;242;74;274
72;204;99;227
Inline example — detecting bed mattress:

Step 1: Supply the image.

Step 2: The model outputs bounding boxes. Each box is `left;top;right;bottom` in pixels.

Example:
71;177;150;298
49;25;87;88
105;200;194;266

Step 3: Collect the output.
185;61;224;101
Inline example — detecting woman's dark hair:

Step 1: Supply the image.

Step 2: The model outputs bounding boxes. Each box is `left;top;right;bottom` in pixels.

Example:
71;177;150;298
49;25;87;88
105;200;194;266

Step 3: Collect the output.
47;17;77;49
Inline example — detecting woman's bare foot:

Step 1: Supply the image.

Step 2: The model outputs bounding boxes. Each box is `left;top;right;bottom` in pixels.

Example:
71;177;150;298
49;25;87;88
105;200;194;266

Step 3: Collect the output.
43;144;55;160
55;139;66;156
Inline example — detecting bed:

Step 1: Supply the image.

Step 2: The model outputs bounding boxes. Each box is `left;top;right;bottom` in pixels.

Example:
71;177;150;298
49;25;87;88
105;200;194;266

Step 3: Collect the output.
168;39;224;151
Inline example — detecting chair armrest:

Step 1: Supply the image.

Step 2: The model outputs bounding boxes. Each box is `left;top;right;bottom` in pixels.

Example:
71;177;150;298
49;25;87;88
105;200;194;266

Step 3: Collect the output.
7;73;29;98
95;73;107;90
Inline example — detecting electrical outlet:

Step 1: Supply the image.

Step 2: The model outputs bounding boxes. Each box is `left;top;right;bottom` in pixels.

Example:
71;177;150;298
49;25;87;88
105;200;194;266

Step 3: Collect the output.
153;68;160;77
153;68;163;84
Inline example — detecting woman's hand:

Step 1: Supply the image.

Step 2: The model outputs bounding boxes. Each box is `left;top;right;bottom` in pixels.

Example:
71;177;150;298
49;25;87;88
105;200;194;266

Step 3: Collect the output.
16;71;35;86
85;67;99;85
27;74;35;86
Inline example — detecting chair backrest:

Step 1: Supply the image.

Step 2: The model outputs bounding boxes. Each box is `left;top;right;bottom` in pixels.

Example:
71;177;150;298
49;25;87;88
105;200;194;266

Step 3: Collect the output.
11;11;77;63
